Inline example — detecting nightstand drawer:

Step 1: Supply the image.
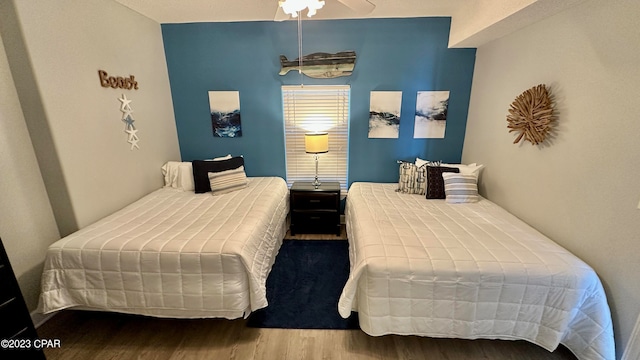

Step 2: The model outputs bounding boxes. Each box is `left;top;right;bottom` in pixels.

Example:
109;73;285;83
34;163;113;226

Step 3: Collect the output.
292;210;337;221
0;265;15;305
291;211;339;232
0;296;27;339
291;192;338;210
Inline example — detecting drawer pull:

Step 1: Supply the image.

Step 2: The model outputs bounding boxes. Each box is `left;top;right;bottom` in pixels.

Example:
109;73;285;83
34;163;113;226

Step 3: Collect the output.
310;216;321;220
309;200;321;203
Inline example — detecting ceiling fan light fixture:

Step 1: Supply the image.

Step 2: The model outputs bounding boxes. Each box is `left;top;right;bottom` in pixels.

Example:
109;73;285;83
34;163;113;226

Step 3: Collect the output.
279;0;325;18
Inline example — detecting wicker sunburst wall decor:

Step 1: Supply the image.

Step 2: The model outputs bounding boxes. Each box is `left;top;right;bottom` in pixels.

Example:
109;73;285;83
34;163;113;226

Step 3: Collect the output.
506;84;554;145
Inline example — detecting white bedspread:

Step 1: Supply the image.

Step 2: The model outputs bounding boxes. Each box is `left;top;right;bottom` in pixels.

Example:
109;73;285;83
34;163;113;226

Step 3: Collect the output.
39;177;289;319
339;182;614;360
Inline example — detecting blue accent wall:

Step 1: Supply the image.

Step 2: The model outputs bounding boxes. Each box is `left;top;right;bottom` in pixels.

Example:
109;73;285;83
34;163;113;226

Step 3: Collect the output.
162;17;475;185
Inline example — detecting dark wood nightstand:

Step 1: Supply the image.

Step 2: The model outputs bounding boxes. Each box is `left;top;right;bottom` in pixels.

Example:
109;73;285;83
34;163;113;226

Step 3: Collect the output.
0;238;45;359
290;181;341;236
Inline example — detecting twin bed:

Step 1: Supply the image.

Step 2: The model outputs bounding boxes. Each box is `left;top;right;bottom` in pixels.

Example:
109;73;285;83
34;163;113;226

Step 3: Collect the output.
38;161;614;360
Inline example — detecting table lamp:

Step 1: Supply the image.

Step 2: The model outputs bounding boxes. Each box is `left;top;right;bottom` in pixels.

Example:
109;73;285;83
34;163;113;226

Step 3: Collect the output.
304;132;329;188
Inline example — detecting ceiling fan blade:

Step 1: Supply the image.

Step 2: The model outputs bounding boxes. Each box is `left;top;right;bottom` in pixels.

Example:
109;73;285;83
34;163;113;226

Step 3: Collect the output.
337;0;375;14
274;5;291;21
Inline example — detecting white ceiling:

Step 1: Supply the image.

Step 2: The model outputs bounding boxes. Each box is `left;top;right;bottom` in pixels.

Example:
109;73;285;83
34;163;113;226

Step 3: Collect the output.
112;0;587;48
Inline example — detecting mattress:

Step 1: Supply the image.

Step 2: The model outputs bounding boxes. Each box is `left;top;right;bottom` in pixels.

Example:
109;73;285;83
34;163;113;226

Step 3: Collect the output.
39;177;289;319
338;182;614;360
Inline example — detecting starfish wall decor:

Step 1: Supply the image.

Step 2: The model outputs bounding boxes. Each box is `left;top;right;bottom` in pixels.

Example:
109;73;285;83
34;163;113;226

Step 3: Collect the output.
118;94;140;150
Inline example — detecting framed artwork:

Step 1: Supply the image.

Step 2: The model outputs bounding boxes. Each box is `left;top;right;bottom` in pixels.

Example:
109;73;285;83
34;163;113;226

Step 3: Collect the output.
208;91;242;137
413;91;449;139
368;91;402;138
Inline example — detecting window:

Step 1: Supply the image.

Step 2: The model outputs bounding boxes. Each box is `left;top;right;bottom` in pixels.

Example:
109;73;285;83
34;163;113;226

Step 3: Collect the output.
282;85;350;191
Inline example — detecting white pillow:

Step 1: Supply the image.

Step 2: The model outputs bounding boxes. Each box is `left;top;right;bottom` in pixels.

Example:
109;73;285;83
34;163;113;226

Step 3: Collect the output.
177;162;195;191
443;163;484;176
162;155;232;191
208;166;248;195
442;172;479;203
211;154;232;161
416;157;477;168
161;161;181;188
415;157;432;168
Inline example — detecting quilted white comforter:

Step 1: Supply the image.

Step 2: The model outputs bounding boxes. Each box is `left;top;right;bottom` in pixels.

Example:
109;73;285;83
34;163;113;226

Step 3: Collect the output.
338;182;614;360
39;177;289;319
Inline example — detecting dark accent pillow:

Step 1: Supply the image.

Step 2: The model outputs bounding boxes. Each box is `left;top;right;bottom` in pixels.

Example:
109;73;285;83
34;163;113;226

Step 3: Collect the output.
426;166;460;199
192;156;244;193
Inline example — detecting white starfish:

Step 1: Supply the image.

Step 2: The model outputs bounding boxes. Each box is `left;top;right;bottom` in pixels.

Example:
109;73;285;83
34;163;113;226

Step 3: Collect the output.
121;108;134;120
128;137;140;150
118;94;132;112
125;127;139;141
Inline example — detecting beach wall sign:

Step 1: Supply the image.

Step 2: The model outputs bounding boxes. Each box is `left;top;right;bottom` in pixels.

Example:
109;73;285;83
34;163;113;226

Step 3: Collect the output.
98;70;139;90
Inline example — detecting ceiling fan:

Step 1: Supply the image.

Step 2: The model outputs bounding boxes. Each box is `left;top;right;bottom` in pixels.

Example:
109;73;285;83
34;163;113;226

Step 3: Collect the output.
274;0;376;21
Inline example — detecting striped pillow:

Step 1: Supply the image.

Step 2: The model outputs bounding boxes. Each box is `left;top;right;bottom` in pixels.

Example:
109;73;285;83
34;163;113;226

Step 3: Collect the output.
207;166;248;195
442;172;479;203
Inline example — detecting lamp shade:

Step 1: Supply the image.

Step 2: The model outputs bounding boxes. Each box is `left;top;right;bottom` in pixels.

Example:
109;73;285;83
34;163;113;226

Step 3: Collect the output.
305;132;329;154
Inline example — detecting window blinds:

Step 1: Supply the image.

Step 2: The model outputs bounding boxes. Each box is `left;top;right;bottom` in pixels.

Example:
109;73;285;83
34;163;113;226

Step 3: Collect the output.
282;85;350;191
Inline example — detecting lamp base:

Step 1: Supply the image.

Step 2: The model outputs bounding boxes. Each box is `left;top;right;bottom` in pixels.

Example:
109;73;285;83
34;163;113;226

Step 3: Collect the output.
313;154;321;188
312;177;321;188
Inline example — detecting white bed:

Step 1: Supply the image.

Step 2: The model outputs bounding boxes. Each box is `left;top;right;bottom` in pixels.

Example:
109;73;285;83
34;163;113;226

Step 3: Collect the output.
338;182;614;360
39;177;289;319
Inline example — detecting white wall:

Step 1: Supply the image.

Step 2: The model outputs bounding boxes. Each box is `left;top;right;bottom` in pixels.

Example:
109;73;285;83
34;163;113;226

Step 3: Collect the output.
448;0;587;48
463;0;640;358
0;0;180;313
0;32;60;312
2;0;180;237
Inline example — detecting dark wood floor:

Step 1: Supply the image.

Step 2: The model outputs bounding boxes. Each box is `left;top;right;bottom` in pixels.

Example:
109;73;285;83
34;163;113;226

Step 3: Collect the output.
35;227;576;359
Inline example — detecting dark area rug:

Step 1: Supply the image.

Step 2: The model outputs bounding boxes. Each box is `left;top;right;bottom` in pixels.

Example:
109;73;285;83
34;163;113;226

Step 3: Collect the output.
246;240;359;329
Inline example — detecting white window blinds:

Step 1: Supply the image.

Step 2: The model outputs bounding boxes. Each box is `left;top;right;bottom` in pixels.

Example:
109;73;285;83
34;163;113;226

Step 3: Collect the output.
282;85;350;191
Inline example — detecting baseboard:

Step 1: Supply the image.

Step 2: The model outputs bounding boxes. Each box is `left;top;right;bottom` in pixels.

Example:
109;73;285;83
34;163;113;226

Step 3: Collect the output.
622;313;640;360
31;310;56;329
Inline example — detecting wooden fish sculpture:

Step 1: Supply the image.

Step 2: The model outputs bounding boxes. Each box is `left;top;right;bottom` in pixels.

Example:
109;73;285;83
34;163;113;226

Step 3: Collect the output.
279;51;356;79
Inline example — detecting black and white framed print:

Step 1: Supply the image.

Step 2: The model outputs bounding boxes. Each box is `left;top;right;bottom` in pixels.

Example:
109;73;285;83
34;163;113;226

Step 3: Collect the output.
413;91;449;139
368;91;402;139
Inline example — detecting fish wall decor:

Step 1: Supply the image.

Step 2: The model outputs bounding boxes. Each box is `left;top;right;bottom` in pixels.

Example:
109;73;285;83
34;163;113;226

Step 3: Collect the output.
279;51;356;79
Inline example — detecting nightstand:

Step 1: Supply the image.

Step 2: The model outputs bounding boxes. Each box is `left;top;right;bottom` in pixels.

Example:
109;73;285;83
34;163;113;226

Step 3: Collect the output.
290;181;341;236
0;238;45;359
